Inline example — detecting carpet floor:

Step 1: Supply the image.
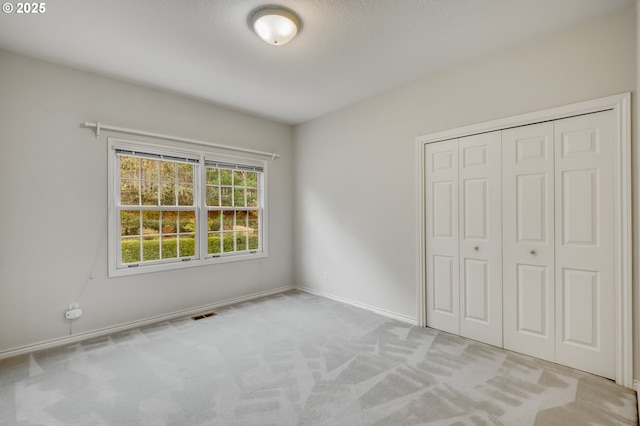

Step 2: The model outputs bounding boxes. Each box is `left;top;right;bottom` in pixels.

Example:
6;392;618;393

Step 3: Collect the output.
0;290;637;425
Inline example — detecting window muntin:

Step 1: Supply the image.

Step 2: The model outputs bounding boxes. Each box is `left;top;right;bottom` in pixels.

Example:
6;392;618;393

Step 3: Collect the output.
109;140;267;277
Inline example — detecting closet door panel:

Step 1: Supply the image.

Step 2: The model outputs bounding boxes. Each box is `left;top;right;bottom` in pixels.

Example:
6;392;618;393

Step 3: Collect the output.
554;111;615;380
464;259;489;321
458;132;502;347
516;265;549;335
502;123;555;362
426;140;459;334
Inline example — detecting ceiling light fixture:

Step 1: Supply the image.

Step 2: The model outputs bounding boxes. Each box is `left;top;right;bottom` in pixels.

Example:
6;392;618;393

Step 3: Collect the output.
248;5;301;46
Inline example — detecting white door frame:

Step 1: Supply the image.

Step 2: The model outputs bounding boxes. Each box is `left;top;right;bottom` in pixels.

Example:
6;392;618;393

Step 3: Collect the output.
415;92;632;388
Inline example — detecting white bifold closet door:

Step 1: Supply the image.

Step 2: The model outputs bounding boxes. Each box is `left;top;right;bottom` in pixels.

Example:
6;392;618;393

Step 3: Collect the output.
458;132;502;347
425;140;459;335
427;110;616;379
502;111;615;379
426;133;502;347
554;111;615;379
502;122;556;362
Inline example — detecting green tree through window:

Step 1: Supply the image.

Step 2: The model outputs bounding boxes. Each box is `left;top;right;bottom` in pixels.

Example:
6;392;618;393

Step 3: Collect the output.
118;153;196;264
205;164;261;255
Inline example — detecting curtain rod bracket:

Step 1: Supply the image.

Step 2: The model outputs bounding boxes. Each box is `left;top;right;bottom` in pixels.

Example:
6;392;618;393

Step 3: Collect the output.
83;121;101;138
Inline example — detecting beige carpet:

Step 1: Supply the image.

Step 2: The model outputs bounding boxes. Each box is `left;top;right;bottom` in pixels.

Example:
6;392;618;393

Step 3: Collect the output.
0;290;637;425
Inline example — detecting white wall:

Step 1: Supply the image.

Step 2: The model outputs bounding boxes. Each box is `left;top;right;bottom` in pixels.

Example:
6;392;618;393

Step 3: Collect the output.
635;0;640;388
0;50;294;354
294;8;635;327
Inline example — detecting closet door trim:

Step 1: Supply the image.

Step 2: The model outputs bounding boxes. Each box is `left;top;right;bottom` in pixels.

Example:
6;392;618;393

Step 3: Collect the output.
415;92;632;388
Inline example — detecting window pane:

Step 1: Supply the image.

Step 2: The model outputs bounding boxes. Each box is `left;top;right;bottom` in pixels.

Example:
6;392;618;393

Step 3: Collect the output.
142;236;160;261
223;211;234;231
142;211;160;235
246;188;258;207
161;211;177;235
141;181;158;205
222;232;234;252
179;211;196;233
248;234;259;250
236;232;248;251
121;211;141;236
160;183;176;206
178;163;194;183
234;188;246;207
121;237;140;263
236;211;247;230
120;156;140;179
160;161;176;181
179;235;196;257
208;232;221;254
246;172;258;188
220;169;232;185
161;236;177;259
220;187;232;206
120;180;140;205
248;210;259;250
141;159;159;180
206;186;220;206
206;168;219;185
208;211;221;232
248;210;259;232
177;184;193;206
233;170;246;186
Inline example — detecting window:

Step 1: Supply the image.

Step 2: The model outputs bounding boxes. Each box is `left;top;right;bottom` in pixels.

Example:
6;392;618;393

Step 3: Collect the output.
108;139;266;277
205;161;262;256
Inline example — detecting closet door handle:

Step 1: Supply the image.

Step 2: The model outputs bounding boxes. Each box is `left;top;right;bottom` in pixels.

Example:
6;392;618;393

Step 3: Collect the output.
530;250;537;256
474;246;479;252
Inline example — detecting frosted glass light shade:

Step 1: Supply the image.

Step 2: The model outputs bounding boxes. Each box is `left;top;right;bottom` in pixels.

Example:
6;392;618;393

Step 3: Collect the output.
249;6;300;46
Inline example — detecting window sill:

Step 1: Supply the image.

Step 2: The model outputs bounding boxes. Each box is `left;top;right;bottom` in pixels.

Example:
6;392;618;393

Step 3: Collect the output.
108;251;267;278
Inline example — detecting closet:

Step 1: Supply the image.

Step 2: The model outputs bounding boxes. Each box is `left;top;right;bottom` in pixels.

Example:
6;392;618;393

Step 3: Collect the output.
425;110;616;379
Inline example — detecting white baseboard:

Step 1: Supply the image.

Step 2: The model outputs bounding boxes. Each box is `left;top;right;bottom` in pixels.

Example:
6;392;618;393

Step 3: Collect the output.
0;285;294;360
296;285;417;325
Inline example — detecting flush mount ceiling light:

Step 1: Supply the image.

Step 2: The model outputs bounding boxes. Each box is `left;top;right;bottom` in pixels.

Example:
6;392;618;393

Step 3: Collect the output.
248;5;301;46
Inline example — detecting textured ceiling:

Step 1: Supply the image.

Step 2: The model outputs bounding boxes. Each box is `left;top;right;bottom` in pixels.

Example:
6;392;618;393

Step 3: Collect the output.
0;0;634;124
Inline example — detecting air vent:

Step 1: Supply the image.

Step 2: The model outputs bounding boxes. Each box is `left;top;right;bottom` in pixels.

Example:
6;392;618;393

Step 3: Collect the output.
191;312;217;321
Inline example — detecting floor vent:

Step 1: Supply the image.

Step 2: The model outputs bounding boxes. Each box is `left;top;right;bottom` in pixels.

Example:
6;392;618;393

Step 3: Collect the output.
191;312;217;321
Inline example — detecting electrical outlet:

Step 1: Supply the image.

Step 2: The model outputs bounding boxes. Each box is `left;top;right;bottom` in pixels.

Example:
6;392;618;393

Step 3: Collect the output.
65;308;83;320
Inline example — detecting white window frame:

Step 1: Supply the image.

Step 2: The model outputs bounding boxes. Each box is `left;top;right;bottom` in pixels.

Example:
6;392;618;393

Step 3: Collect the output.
108;138;268;277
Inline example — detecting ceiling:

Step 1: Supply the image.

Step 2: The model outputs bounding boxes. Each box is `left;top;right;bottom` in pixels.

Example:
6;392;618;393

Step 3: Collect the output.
0;0;634;125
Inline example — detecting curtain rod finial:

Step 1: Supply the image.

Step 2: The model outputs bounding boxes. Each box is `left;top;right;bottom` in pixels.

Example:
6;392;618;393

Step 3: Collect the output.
83;121;101;138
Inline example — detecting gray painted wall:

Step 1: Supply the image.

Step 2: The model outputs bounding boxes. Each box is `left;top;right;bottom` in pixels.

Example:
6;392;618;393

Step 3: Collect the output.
0;50;294;353
293;6;636;368
631;2;640;386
